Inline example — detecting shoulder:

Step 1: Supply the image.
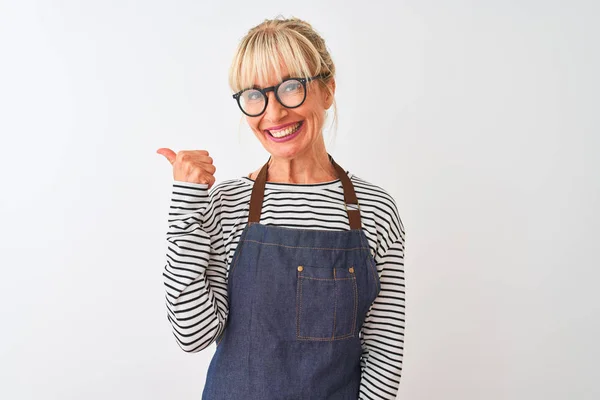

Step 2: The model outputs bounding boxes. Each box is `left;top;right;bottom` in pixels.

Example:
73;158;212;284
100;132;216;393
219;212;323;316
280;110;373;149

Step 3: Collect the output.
207;177;252;202
350;173;405;243
350;174;402;222
350;174;397;206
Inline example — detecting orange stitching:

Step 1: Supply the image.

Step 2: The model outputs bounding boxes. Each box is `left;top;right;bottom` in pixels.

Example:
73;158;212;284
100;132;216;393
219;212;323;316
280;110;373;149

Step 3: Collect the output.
250;223;360;234
352;274;358;336
332;271;337;340
216;329;225;346
296;270;302;338
295;265;358;342
228;227;249;281
361;239;378;287
239;239;367;252
360;234;380;289
302;276;353;281
296;334;354;341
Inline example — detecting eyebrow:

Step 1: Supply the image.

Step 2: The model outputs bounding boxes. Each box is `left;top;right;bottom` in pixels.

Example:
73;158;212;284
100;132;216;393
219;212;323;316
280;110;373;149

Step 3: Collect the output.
251;74;292;90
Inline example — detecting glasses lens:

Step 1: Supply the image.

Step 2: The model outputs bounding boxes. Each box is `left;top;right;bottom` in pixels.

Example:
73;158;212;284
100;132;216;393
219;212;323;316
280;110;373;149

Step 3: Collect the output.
240;89;266;116
277;79;306;108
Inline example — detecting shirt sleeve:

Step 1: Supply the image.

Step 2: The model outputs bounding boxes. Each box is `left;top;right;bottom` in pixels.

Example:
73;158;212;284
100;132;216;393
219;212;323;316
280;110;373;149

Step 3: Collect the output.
162;181;229;352
359;228;406;399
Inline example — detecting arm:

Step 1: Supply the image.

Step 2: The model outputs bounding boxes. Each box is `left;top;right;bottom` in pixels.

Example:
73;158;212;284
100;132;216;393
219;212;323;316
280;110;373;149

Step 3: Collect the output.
359;231;406;399
162;181;228;353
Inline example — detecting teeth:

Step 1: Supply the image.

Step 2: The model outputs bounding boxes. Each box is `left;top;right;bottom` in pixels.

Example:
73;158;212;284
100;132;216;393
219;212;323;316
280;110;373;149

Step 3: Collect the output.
269;122;301;138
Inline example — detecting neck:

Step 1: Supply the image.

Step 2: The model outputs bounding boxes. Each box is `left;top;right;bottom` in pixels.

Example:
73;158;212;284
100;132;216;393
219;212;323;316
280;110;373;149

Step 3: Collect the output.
265;147;337;184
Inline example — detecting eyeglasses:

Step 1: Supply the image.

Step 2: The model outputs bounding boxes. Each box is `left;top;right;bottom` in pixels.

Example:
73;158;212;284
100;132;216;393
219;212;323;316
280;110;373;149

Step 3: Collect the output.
232;74;326;117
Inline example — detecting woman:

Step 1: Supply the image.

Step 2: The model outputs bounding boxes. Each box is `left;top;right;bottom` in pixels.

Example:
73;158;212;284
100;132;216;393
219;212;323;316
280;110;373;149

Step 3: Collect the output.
157;17;405;400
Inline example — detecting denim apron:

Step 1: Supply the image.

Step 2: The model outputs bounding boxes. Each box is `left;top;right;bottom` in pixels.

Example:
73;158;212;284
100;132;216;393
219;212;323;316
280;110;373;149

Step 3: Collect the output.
202;154;381;400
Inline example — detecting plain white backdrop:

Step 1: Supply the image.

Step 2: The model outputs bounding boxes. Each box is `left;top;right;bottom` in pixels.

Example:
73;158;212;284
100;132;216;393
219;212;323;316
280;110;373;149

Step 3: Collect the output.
1;1;598;399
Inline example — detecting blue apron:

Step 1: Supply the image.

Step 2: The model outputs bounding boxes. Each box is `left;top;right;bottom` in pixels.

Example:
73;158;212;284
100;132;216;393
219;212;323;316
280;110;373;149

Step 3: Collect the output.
202;154;381;399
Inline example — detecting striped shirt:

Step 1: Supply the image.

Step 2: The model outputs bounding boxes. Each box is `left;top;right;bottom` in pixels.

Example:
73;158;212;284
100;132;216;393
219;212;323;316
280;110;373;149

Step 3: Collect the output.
163;171;406;400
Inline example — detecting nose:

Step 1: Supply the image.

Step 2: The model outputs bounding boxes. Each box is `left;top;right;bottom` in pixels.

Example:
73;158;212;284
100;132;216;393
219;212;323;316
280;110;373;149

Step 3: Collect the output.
263;91;287;123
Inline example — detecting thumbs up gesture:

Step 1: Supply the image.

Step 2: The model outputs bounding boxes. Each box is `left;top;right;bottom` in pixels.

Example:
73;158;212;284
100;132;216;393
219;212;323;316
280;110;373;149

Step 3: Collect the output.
156;148;217;189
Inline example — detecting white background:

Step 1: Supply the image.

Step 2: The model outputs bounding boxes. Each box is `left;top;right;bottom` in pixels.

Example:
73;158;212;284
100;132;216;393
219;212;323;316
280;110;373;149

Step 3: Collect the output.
1;0;598;399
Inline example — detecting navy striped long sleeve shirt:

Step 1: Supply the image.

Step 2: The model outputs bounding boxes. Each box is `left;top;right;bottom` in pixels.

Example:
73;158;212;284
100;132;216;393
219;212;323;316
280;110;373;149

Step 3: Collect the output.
163;172;406;399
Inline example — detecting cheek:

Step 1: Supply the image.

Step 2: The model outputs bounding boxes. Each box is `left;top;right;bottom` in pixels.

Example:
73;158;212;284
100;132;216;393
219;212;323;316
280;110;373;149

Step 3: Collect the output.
305;108;326;131
302;99;326;127
246;117;263;134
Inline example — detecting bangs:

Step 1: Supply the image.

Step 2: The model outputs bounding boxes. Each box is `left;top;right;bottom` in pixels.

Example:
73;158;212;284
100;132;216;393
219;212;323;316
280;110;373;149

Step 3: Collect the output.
229;28;323;92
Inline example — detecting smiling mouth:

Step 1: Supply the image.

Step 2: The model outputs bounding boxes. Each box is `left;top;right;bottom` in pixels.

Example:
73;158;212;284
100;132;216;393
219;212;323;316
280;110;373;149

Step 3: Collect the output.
266;121;303;138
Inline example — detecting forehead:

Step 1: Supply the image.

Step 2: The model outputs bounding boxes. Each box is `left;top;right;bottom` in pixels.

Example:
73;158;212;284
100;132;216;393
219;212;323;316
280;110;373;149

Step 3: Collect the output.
236;49;312;91
250;63;290;88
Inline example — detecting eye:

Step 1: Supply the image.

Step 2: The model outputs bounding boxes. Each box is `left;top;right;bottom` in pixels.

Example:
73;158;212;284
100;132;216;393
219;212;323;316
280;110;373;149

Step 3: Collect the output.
281;80;302;93
243;89;263;102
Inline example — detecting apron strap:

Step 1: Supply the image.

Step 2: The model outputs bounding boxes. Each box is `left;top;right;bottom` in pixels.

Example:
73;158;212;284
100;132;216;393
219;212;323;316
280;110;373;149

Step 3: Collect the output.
248;153;362;230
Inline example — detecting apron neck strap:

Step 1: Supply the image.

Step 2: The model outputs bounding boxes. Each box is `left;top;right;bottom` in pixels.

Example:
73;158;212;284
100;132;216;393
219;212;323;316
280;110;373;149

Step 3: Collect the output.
248;153;362;230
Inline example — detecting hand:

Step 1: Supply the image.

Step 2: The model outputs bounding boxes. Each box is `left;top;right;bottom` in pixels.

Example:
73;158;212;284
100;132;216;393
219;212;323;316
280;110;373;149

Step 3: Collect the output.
156;148;217;188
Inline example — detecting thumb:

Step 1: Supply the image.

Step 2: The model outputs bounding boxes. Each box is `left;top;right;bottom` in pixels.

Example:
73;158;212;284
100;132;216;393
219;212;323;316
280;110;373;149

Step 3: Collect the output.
156;148;176;164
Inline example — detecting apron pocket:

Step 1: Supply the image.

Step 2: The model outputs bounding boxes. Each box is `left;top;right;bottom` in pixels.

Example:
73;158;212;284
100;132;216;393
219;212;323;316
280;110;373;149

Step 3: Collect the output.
296;265;358;341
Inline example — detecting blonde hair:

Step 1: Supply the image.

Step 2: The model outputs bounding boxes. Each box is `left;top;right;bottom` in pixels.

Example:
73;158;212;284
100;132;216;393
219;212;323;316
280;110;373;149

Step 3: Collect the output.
229;16;338;137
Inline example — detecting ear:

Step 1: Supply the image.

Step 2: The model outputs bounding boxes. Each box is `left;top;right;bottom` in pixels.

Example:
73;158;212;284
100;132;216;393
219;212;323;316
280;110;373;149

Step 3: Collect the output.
323;77;336;110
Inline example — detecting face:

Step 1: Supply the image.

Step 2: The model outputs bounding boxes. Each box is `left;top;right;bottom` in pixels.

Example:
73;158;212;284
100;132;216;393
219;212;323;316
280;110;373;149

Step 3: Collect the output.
244;65;335;160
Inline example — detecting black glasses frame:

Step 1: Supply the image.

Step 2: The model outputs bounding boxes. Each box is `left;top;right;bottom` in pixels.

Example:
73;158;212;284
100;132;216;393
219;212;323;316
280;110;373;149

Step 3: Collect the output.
232;74;327;117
